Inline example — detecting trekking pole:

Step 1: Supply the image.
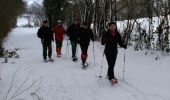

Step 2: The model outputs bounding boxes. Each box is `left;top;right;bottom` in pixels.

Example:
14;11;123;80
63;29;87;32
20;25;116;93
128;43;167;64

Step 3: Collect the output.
53;33;56;58
123;33;128;80
52;41;55;59
99;51;105;78
0;65;1;80
67;40;70;57
93;42;96;66
123;49;126;80
76;44;79;57
65;38;69;58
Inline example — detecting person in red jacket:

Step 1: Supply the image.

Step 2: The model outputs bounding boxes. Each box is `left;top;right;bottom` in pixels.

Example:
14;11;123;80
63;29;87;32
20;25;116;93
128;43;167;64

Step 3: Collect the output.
53;20;65;57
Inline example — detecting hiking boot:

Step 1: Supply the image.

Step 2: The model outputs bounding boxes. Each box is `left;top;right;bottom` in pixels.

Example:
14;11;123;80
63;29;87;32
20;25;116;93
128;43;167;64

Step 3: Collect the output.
49;58;54;62
110;78;118;84
57;53;62;57
107;76;117;81
82;60;86;65
72;57;78;62
43;59;48;62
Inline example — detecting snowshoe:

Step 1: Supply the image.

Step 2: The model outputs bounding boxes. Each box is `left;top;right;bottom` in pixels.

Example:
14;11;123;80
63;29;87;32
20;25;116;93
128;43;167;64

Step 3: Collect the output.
48;58;54;62
57;54;62;57
72;57;78;62
82;65;87;69
43;59;48;63
82;62;89;69
110;79;118;85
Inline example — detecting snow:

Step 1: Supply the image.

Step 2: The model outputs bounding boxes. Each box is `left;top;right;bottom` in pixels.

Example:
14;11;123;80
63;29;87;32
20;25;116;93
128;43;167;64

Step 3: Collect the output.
17;15;35;27
17;17;28;27
1;27;170;100
25;0;42;5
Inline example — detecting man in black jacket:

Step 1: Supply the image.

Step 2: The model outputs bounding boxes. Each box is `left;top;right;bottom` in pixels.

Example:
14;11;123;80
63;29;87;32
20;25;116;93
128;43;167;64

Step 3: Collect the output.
79;22;94;67
67;20;81;61
37;20;54;62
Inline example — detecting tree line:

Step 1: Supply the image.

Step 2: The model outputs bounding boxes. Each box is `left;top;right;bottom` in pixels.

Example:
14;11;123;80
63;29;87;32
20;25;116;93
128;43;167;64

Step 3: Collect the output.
1;0;170;56
42;0;170;53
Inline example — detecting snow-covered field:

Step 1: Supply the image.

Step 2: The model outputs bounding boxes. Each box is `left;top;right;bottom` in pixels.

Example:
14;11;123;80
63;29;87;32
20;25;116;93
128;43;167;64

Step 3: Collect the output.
0;27;170;100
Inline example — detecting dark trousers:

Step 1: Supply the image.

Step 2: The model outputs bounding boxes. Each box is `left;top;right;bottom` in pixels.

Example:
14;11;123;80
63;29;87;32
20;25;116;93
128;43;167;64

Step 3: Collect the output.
42;42;52;60
55;40;62;55
55;40;62;48
105;52;117;80
80;43;89;61
70;41;77;58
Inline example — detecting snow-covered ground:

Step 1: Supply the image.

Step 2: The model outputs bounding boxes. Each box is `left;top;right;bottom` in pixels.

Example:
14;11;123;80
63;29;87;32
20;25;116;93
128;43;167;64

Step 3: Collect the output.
17;17;30;27
0;27;170;100
17;15;35;27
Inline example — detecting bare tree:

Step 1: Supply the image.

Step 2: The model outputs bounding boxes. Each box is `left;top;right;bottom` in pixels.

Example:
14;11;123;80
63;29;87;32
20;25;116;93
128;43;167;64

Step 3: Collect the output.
27;2;45;26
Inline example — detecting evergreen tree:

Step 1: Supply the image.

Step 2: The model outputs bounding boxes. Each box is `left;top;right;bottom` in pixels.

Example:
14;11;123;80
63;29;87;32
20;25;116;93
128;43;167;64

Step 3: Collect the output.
43;0;68;27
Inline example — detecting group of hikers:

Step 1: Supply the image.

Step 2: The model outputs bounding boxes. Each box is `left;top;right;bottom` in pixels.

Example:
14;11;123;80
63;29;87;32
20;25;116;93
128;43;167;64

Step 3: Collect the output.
37;19;127;84
37;20;94;66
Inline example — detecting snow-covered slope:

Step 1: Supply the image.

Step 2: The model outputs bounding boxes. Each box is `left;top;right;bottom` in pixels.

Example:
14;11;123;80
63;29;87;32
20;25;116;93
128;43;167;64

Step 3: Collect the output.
0;27;170;100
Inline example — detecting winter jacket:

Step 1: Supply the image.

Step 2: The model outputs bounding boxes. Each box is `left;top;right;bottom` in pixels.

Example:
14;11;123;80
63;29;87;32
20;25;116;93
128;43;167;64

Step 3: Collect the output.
53;25;65;41
101;29;125;54
37;26;54;44
67;24;81;42
79;27;94;45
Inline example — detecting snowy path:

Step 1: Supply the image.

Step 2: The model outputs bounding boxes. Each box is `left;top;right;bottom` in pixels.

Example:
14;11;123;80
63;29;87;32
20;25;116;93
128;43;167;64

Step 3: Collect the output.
0;27;170;100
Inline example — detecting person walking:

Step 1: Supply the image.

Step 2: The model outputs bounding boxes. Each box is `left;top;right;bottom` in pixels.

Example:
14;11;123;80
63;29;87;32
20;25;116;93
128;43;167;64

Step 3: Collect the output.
101;22;127;83
79;22;94;68
67;20;81;62
53;20;65;57
37;20;54;62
